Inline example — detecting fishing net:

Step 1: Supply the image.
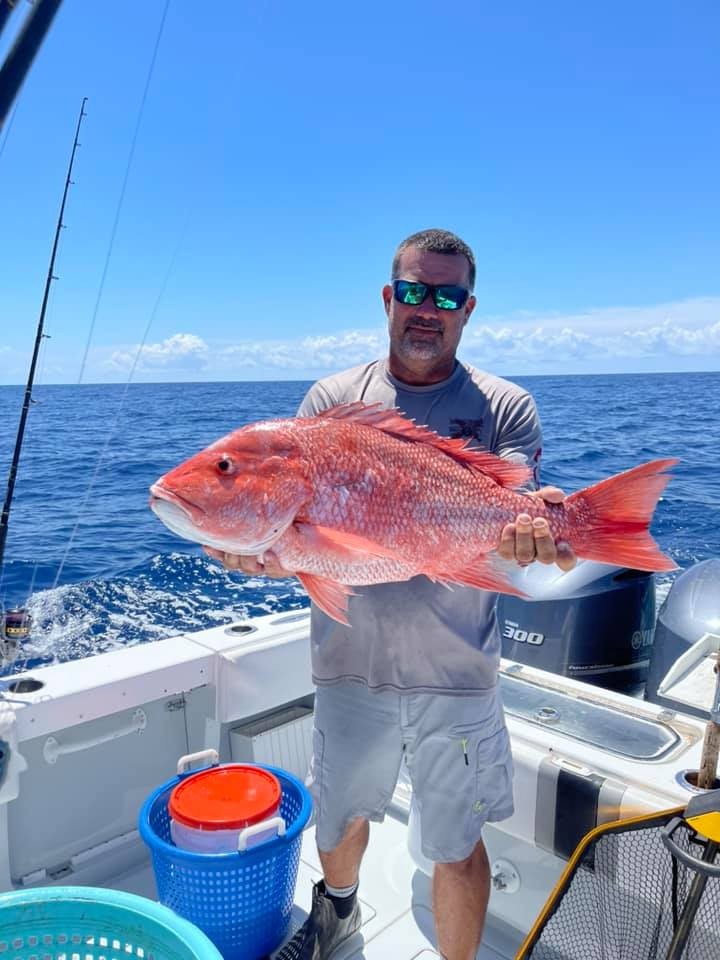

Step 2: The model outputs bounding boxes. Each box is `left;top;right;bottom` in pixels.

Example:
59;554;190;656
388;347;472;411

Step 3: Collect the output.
516;807;720;960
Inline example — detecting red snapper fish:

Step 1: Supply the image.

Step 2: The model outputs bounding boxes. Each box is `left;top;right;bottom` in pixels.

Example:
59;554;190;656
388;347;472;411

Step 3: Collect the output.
149;402;677;624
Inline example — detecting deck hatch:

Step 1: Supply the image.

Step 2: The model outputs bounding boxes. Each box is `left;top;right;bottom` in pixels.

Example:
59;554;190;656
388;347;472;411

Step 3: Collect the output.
500;674;679;760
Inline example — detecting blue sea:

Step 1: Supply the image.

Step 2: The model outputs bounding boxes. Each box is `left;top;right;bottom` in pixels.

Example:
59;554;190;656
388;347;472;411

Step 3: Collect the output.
0;373;718;675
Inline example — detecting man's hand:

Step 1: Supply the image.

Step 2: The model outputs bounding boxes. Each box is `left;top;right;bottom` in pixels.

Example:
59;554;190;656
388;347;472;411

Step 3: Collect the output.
202;546;292;578
497;486;576;572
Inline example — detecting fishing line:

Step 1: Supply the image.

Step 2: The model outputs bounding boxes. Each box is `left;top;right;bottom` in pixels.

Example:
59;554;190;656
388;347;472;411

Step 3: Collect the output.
52;212;189;589
76;0;171;385
49;0;172;590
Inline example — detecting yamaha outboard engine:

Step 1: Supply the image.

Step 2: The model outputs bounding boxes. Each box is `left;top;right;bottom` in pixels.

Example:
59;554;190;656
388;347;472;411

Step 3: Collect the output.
498;561;655;694
645;558;720;719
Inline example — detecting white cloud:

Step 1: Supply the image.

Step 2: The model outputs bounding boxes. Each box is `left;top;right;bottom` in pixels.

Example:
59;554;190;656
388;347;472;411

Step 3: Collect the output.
624;318;720;355
461;298;720;369
3;297;718;383
108;333;209;371
218;330;384;372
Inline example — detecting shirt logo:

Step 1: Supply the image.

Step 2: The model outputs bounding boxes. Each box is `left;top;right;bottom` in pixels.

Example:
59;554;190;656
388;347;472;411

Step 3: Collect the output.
449;418;484;441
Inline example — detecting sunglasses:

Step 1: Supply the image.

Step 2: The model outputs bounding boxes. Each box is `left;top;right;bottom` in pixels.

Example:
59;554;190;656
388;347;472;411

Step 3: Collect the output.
392;279;470;311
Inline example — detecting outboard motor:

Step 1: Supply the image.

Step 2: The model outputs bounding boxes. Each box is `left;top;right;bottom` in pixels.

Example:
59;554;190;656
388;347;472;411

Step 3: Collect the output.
498;561;655;694
645;558;720;719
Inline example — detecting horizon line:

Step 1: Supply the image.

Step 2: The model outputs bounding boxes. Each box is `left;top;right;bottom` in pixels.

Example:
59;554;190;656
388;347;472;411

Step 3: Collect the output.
1;368;719;388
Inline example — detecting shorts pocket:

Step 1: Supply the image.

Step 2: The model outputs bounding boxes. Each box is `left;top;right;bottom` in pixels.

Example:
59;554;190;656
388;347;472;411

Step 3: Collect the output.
411;723;514;861
470;726;514;830
449;695;503;739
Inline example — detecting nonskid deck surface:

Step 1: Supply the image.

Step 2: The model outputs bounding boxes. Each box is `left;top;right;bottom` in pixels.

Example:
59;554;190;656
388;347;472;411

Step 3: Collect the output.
104;809;510;959
280;811;510;959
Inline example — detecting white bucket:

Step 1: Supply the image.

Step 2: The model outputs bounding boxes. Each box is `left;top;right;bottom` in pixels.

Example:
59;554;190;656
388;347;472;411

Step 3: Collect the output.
168;755;286;854
170;814;285;854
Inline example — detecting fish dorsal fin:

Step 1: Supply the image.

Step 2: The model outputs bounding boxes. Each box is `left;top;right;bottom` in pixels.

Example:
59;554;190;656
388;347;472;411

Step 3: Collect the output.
316;402;531;489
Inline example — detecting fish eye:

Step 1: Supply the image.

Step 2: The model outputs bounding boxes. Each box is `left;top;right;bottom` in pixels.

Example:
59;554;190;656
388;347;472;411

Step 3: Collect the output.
216;455;235;475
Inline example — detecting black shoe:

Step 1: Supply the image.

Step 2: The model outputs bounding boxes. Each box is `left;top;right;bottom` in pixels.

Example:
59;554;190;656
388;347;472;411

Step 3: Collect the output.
275;880;362;959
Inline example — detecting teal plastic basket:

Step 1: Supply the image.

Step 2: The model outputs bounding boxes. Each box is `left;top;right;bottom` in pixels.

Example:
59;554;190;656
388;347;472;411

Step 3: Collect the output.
0;886;223;960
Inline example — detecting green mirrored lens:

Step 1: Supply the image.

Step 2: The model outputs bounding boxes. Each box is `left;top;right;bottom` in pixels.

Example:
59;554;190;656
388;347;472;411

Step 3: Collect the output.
400;282;427;305
394;280;467;309
434;286;467;310
434;293;460;309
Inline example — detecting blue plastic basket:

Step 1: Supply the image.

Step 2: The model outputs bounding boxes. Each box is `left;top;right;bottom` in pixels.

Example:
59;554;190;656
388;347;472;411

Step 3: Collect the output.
0;886;223;960
139;763;313;960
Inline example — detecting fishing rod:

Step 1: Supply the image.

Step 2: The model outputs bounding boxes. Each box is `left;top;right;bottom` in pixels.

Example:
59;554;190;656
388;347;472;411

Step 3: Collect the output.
0;1;17;41
0;0;65;130
0;95;87;661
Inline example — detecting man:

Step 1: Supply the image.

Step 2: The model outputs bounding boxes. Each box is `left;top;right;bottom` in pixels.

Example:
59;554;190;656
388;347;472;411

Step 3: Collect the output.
206;229;576;960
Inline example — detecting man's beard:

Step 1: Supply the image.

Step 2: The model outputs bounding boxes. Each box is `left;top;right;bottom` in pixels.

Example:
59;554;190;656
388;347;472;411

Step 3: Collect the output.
400;328;443;361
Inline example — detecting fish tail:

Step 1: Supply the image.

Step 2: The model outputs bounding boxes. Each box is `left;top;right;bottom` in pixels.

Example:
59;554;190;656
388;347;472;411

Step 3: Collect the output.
566;458;679;572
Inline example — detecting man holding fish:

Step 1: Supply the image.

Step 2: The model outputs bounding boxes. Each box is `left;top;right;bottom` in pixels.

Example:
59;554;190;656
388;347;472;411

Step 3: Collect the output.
209;228;573;960
154;229;674;959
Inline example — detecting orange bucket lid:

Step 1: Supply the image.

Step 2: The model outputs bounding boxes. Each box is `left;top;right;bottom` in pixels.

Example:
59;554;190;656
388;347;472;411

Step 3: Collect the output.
169;765;281;830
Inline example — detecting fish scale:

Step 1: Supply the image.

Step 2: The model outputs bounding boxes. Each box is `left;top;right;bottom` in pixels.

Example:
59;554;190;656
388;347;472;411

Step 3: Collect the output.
296;420;530;556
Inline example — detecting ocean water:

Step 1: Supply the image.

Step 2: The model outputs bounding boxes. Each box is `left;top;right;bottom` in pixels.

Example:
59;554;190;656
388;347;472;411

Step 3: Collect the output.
0;372;718;675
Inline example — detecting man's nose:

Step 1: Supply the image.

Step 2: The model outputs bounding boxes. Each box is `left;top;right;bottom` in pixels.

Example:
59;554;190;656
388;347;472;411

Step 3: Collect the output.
415;291;440;319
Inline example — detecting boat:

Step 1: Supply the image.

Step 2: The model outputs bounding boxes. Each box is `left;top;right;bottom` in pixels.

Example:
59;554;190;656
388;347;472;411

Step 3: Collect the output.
1;555;719;957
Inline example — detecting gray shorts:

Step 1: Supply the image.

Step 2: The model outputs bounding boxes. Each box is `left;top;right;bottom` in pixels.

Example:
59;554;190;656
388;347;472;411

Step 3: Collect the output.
309;681;514;863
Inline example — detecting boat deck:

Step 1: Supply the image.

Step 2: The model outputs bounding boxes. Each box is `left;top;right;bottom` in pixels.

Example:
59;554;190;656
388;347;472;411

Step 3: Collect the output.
4;612;705;958
105;807;517;959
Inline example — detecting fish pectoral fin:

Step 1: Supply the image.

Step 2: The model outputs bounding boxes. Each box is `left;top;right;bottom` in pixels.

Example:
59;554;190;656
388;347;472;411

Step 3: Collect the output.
429;555;528;597
296;572;355;626
294;523;396;561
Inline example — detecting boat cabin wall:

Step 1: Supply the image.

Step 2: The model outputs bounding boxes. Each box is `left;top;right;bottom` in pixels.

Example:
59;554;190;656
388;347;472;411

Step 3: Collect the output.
7;685;212;887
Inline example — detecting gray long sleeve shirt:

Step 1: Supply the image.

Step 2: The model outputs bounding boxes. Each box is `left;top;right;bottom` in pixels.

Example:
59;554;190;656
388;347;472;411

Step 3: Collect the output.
297;359;542;695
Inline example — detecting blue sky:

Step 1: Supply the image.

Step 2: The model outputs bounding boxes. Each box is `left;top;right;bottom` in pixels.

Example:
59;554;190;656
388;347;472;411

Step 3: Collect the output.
0;0;718;384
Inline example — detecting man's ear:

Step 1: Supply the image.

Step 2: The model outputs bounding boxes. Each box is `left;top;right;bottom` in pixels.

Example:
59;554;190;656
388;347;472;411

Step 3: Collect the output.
463;294;477;326
382;283;393;317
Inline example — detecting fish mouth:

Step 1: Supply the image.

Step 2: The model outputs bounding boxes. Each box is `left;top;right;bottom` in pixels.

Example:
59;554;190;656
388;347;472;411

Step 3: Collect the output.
149;483;284;554
149;483;205;525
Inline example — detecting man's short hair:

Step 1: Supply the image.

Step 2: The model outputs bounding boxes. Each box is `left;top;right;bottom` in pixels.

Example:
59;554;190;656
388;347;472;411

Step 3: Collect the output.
391;229;476;291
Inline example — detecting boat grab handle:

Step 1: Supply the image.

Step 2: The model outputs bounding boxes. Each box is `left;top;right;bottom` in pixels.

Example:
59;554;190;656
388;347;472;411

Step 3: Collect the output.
43;709;147;764
177;748;219;774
